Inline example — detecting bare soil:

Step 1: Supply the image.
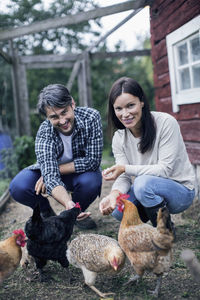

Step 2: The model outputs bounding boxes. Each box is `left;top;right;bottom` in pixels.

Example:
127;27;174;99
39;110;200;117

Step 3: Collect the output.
0;180;200;300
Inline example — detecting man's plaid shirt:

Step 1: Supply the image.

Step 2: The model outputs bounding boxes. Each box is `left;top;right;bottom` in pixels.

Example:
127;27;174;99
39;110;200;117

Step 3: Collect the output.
28;107;103;195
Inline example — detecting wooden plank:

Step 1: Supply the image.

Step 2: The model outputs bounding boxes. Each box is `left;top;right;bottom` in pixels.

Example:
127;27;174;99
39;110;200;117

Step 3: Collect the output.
185;142;200;165
66;60;81;91
176;103;200;121
25;62;73;69
10;42;20;136
151;39;167;62
154;72;170;87
151;2;200;42
20;50;151;66
155;84;171;98
153;56;169;76
87;8;143;52
151;0;200;32
10;43;31;136
78;60;88;106
179;120;200;142
20;53;80;64
155;95;173;114
91;49;151;59
0;0;150;41
83;51;92;107
18;64;31;135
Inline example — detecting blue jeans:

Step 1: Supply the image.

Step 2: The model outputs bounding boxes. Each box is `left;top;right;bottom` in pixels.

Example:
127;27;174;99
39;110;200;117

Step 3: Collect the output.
9;169;102;213
112;175;195;221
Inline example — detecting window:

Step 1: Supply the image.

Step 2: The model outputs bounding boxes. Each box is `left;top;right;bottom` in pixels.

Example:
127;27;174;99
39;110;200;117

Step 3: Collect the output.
166;15;200;112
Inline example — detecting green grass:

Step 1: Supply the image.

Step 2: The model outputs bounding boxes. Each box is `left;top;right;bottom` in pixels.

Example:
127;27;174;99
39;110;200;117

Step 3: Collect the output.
101;148;115;169
0;179;9;197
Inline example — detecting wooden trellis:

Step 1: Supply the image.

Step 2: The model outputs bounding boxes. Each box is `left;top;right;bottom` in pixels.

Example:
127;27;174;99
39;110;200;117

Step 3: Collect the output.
0;0;151;136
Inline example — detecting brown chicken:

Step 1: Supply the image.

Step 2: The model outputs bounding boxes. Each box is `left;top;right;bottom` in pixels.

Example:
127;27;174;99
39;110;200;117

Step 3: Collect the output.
67;233;125;298
0;229;26;284
117;194;174;297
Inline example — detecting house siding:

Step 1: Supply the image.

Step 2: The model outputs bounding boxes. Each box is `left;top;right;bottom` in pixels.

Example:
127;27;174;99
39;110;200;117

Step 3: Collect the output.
150;0;200;199
150;0;200;162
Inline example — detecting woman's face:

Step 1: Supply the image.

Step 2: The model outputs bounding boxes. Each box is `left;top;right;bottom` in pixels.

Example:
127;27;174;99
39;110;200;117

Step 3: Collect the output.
113;93;144;137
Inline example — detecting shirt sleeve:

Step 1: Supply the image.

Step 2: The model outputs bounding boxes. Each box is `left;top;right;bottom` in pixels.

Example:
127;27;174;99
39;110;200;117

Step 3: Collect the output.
111;131;133;193
73;111;103;172
35;125;65;195
125;116;185;178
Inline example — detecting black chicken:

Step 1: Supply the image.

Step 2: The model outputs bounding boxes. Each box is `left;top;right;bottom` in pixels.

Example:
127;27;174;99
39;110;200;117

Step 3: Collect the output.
25;202;81;281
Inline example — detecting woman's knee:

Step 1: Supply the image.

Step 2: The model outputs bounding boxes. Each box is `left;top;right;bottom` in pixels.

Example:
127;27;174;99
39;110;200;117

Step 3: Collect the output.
134;175;153;200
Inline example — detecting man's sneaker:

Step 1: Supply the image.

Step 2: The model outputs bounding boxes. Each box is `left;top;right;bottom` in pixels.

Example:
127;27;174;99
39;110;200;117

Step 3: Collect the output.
40;206;56;218
75;216;97;230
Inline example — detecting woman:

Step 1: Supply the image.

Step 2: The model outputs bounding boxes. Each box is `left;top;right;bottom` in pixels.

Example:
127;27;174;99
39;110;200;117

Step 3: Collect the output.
99;77;196;227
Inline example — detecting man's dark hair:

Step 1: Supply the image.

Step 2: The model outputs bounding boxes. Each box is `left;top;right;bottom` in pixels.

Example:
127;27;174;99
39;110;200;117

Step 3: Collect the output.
37;84;72;116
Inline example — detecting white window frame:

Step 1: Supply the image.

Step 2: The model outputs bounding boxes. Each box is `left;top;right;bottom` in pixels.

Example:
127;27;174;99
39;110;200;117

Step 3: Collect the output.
166;15;200;112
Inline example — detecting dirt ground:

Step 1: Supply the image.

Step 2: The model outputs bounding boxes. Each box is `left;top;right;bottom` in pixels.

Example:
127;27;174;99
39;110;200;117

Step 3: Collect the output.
0;179;200;300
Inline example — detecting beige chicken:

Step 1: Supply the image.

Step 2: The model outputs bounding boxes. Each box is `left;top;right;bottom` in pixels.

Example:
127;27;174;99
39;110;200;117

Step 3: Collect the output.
67;233;125;298
0;229;26;284
117;194;174;297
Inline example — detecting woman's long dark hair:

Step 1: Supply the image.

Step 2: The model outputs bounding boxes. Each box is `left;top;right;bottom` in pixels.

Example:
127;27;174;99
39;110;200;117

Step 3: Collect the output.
108;77;156;154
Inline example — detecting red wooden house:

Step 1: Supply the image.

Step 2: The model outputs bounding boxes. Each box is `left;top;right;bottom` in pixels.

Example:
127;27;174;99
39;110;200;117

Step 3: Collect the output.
150;0;200;199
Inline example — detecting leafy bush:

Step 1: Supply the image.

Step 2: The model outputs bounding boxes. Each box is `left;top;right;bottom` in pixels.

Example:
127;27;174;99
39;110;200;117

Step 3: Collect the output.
0;135;36;180
0;179;10;196
13;135;36;170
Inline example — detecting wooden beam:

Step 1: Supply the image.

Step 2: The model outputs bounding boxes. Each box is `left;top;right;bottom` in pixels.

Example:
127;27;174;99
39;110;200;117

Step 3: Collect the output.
20;53;80;64
10;42;31;136
19;49;150;66
66;60;81;91
10;42;20;135
91;49;151;59
83;51;92;106
25;62;74;69
0;0;150;41
87;8;143;52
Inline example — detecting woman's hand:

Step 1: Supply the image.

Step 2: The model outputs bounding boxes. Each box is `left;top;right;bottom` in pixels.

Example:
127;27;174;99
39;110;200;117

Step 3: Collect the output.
35;176;46;195
99;190;120;215
102;165;125;181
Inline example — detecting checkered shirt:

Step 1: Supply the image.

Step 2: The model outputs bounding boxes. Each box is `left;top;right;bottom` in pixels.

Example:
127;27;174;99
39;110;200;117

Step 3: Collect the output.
28;107;103;195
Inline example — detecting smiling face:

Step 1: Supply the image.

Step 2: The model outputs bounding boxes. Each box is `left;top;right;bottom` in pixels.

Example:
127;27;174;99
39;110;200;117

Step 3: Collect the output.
113;93;144;137
46;100;75;136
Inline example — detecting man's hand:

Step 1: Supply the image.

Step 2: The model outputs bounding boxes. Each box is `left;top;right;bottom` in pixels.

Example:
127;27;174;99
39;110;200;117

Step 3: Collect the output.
77;211;91;220
35;176;46;195
64;200;91;220
102;165;125;181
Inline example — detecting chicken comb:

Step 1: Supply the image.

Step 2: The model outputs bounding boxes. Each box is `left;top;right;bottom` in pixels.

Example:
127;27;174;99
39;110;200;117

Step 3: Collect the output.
13;229;26;238
116;193;129;212
75;202;81;210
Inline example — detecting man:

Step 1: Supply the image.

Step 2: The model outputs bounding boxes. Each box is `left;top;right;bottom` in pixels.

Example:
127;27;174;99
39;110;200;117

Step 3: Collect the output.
9;84;103;229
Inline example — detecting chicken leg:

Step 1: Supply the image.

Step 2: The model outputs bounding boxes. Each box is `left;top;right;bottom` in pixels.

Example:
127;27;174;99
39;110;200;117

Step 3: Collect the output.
87;284;115;299
148;275;162;297
82;266;115;298
123;274;141;286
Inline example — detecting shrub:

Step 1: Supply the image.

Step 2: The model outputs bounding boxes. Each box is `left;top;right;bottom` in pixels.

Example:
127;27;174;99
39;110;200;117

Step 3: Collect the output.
0;135;36;180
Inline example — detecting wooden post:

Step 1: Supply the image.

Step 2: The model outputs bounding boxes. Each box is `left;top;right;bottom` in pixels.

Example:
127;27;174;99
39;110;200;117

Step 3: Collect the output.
10;42;31;136
66;60;81;92
10;41;20;136
78;59;88;107
77;52;92;107
83;51;92;107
